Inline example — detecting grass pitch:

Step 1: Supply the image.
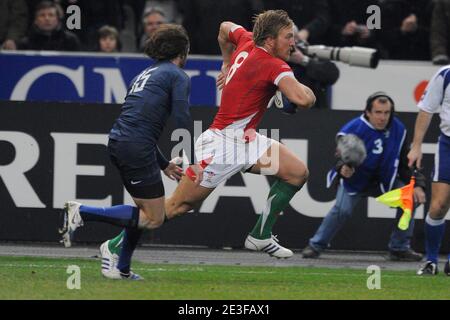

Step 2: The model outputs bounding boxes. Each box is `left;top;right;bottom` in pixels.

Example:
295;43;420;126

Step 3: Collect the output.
0;256;448;300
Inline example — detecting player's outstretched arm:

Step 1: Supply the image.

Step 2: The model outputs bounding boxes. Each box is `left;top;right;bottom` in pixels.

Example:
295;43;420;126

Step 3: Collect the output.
408;110;433;169
218;21;237;68
217;21;238;89
278;76;316;109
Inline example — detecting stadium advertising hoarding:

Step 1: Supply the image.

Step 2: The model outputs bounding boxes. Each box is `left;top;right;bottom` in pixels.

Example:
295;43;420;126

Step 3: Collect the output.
0;101;448;252
0;51;439;111
0;51;222;106
332;60;438;112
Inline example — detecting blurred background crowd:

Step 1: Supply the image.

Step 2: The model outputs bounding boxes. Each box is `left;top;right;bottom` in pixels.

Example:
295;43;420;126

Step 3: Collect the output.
0;0;448;65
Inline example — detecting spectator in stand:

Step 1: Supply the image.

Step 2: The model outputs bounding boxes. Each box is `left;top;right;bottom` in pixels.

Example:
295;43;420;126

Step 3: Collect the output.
57;0;124;51
325;0;377;48
262;0;331;44
97;25;121;53
430;0;450;65
178;0;263;54
378;0;432;61
138;8;167;52
0;0;28;50
134;0;182;24
26;0;61;22
129;0;182;51
18;1;80;51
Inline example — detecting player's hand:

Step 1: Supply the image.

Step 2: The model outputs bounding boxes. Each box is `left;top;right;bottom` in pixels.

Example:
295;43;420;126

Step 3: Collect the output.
339;164;355;178
413;186;426;204
407;146;422;169
216;64;229;90
163;162;184;181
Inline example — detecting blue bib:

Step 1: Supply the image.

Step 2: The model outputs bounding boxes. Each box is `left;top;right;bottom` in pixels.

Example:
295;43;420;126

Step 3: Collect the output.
327;115;406;194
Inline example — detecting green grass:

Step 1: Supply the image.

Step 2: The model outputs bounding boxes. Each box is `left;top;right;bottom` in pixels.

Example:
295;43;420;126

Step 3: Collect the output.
0;256;448;300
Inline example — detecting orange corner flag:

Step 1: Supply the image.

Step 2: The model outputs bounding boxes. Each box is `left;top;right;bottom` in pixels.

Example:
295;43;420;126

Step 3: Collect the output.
376;176;415;231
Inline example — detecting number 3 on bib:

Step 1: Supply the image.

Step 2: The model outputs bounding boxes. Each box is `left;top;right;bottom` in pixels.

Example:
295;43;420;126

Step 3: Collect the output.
225;51;249;85
372;138;383;154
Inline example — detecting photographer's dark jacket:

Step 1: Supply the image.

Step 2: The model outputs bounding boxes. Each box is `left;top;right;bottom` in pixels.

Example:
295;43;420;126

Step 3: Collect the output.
327;115;425;194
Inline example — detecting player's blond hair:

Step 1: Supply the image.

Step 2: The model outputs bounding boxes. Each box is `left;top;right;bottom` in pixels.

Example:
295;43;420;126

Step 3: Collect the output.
252;10;293;47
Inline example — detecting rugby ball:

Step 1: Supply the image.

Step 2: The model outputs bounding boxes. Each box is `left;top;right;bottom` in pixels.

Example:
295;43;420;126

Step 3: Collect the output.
269;90;297;114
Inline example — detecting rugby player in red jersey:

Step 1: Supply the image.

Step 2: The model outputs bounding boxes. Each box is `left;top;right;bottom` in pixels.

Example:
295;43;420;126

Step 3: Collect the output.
165;10;316;258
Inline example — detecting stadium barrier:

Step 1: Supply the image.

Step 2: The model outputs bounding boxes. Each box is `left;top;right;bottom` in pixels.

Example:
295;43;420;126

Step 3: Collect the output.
0;100;448;252
0;51;439;111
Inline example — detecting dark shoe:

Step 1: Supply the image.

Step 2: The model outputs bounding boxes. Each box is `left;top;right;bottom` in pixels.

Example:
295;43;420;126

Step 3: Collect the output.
444;258;450;276
302;245;320;259
417;261;438;275
388;249;423;262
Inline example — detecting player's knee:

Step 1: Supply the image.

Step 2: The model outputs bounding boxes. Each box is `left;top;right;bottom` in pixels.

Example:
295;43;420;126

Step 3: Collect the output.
176;202;195;216
290;165;309;187
429;201;449;219
147;215;165;229
278;160;308;186
139;211;165;229
164;201;176;219
165;200;194;219
300;167;310;183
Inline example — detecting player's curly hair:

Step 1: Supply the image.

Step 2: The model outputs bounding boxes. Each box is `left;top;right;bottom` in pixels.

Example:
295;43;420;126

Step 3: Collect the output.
144;24;189;61
252;10;293;47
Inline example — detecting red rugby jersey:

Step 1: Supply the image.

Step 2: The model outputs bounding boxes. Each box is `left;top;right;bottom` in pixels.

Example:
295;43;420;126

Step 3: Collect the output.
210;26;295;141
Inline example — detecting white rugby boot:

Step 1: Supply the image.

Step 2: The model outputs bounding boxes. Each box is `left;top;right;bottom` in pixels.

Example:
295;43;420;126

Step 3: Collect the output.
100;240;120;278
59;201;84;248
102;267;144;281
244;234;293;259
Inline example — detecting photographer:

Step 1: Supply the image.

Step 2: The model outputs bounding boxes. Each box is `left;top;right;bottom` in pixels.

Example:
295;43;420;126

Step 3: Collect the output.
288;42;339;109
302;92;426;261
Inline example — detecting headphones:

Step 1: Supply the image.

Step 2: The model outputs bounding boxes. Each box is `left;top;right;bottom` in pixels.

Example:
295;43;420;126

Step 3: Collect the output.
365;91;395;111
364;91;396;129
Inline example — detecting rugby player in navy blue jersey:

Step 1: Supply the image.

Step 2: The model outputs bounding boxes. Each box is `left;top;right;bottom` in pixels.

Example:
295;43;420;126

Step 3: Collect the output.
59;24;203;280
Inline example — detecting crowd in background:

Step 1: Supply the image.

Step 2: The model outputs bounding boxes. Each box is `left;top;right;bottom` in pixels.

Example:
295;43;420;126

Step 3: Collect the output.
0;0;449;64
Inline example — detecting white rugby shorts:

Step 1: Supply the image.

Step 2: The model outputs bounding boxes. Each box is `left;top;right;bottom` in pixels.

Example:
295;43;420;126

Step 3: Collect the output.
194;129;275;188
